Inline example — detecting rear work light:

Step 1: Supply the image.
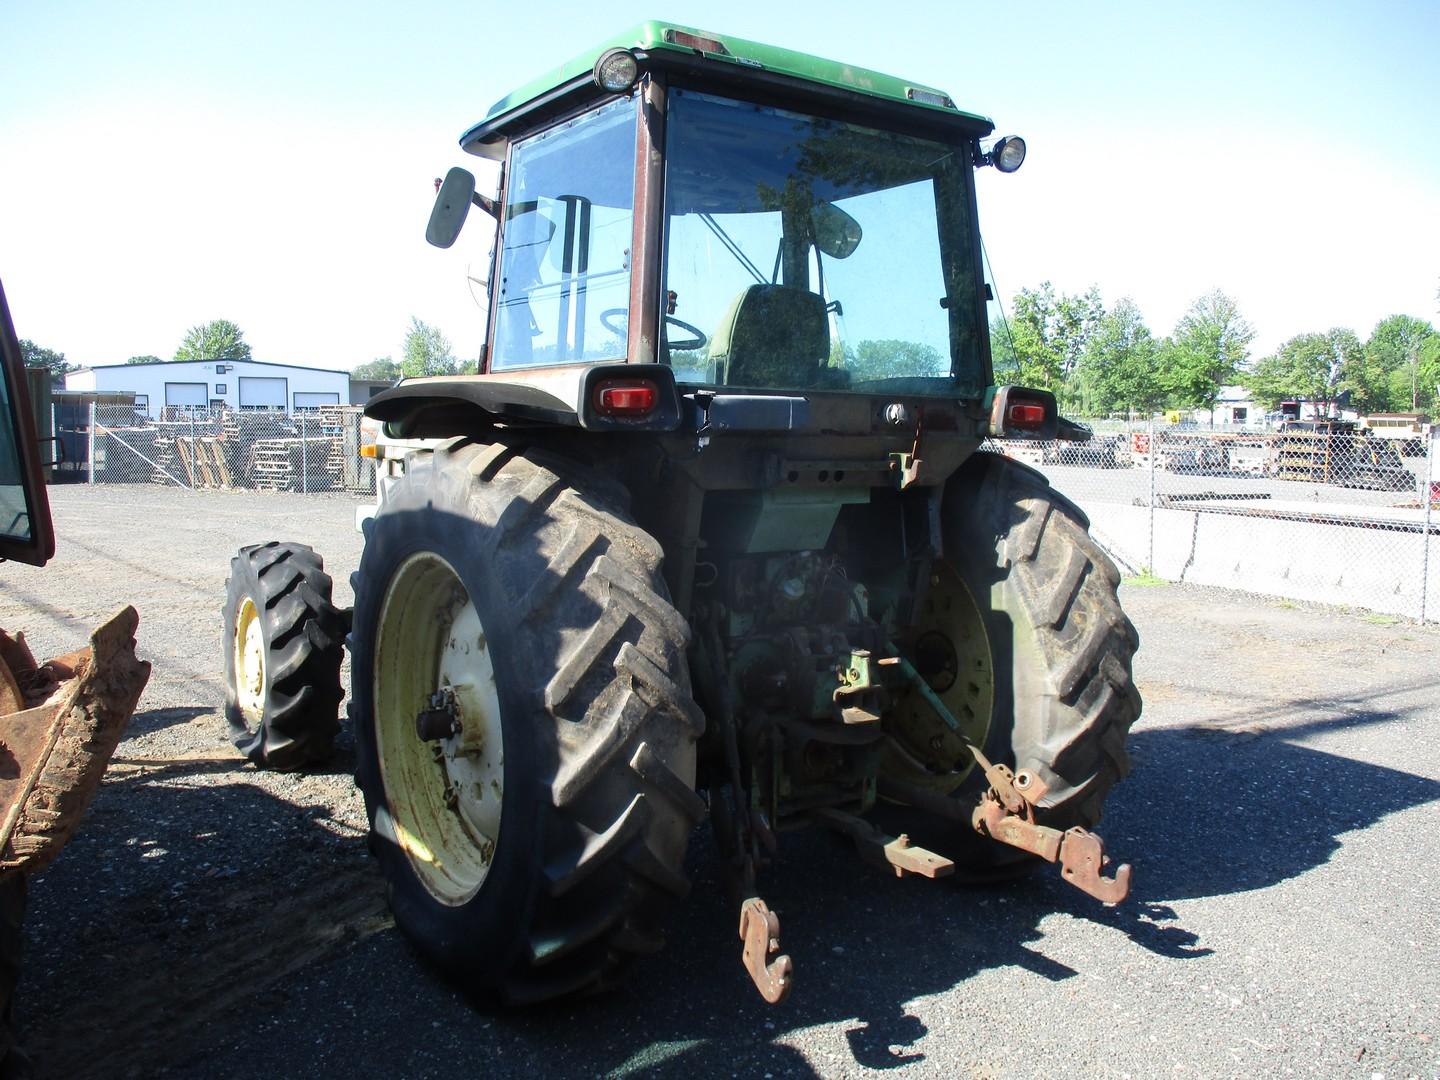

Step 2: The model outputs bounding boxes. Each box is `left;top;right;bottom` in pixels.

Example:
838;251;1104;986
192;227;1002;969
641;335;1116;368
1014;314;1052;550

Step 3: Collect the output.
593;379;658;416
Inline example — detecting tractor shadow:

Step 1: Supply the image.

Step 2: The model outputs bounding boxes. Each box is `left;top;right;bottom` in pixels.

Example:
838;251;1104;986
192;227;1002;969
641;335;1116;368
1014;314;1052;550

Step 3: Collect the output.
478;688;1440;1079
13;679;1435;1079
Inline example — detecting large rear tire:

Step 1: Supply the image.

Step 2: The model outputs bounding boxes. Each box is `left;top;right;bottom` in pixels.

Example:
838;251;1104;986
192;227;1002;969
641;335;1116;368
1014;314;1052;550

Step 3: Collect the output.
350;440;703;1006
883;452;1141;877
222;542;345;769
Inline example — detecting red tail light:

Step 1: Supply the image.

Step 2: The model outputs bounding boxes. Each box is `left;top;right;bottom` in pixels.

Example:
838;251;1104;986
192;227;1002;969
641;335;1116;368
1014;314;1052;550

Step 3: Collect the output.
1007;403;1047;430
594;380;658;416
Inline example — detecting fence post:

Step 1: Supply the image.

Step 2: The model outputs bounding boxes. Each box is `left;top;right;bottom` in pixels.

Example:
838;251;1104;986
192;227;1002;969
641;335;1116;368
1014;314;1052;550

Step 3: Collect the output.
1147;416;1156;574
300;414;308;495
87;402;96;485
1422;428;1436;624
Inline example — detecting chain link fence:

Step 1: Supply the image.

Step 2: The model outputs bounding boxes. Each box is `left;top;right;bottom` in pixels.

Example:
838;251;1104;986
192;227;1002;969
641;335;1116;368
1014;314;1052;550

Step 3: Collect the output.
987;421;1439;622
68;402;1439;621
82;404;376;495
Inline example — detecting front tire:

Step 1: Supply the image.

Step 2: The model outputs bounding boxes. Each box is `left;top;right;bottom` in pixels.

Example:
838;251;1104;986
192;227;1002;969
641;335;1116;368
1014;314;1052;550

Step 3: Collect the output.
350;440;703;1006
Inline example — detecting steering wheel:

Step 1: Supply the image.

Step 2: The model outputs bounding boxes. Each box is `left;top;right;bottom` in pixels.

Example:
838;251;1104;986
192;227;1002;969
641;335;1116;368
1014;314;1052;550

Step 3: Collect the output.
599;309;708;352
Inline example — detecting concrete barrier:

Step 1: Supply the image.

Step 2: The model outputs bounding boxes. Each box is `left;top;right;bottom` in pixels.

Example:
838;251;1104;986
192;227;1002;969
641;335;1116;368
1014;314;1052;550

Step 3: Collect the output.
1087;502;1437;620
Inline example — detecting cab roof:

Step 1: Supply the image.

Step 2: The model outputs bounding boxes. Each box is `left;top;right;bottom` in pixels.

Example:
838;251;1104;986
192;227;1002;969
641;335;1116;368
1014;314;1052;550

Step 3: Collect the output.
461;21;993;159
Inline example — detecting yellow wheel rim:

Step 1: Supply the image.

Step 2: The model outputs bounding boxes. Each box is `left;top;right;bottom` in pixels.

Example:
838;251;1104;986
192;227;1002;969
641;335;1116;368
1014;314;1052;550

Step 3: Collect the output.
881;561;995;795
233;597;266;725
373;552;504;906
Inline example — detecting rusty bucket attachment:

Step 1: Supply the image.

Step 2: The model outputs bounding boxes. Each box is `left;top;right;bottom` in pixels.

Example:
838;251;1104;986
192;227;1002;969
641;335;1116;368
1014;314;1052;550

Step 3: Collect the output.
0;607;151;877
738;897;792;1004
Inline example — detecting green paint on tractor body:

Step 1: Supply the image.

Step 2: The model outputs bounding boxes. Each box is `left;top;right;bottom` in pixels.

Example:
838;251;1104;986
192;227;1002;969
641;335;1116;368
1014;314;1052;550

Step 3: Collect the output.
468;20;990;153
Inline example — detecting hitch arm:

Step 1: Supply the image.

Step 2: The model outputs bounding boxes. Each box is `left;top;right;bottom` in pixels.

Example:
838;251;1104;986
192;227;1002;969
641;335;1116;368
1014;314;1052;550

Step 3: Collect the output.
974;796;1132;904
887;641;1133;905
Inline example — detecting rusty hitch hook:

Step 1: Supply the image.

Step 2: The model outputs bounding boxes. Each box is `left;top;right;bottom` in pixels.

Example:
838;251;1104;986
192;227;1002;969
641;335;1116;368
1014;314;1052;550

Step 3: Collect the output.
738;897;792;1004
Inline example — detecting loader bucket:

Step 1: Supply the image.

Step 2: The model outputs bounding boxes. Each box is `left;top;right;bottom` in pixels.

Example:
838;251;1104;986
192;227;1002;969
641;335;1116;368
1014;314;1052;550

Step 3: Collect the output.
0;607;151;876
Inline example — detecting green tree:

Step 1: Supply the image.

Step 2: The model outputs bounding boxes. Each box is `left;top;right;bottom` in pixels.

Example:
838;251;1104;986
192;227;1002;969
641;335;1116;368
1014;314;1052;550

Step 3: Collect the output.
125;354;163;365
1415;336;1440;413
175;319;251;362
1361;314;1435;412
19;340;72;382
988;314;1019;382
401;318;458;378
1082;299;1165;415
1164;291;1254;420
351;357;401;382
1242;351;1296;412
1008;282;1103;409
1245;329;1362;418
846;339;946;381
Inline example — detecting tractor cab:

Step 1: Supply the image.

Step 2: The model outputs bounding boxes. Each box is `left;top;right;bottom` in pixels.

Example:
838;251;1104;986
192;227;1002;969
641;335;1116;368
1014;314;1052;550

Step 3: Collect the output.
425;23;1027;414
0;280;54;568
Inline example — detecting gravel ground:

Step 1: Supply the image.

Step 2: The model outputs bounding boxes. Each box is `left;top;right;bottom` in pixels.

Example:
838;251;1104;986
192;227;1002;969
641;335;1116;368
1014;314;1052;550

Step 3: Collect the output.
1;483;1437;1079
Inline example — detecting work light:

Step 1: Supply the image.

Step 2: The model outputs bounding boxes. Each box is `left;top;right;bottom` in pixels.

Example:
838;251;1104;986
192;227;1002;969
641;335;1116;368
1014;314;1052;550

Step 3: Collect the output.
990;135;1026;173
594;49;640;93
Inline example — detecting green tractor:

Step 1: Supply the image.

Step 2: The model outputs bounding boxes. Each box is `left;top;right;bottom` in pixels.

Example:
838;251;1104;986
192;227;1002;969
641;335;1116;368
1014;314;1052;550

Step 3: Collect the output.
223;22;1140;1006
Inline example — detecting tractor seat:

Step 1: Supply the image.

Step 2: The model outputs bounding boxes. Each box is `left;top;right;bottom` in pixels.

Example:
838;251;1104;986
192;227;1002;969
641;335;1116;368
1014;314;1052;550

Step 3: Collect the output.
709;285;831;389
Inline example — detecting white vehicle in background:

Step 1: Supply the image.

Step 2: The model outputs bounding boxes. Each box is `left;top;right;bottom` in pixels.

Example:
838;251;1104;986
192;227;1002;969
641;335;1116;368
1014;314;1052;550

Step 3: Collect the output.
1359;413;1430;456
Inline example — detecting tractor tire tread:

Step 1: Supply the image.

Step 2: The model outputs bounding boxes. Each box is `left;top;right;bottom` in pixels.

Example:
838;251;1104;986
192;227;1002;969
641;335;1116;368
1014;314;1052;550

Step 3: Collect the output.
223;542;345;770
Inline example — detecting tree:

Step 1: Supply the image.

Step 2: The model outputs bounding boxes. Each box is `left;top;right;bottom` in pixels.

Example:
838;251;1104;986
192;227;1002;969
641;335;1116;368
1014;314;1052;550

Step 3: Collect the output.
1082;299;1165;415
1361;314;1435;412
1244;328;1362;417
19;340;72;383
401;318;459;378
125;354;162;365
1416;336;1440;413
988;315;1019;382
847;339;946;381
351;357;401;382
175;319;251;362
1007;282;1103;410
1242;351;1296;412
1164;291;1254;421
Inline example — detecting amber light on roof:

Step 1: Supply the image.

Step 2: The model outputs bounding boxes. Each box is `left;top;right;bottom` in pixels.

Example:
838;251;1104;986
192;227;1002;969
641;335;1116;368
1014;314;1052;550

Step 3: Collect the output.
663;28;729;54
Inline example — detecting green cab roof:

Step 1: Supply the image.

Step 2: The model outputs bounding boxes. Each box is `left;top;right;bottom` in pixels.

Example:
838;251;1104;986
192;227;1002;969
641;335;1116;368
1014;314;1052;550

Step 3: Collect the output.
468;21;991;152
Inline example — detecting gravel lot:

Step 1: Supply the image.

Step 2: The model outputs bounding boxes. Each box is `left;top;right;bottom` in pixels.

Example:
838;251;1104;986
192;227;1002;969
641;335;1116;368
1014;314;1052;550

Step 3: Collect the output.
2;483;1437;1079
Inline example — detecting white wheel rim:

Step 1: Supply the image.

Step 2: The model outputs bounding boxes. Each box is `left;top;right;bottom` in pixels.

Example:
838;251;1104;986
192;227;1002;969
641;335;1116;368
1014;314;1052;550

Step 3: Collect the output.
234;597;266;722
373;552;505;905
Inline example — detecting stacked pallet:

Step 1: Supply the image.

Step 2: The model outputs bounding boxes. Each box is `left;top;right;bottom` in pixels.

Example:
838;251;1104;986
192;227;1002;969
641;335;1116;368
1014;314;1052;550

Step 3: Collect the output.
249;437;337;492
173;438;232;489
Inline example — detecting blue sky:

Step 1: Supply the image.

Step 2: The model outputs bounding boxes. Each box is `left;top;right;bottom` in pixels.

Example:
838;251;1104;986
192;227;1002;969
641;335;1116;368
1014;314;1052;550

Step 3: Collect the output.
2;0;1437;371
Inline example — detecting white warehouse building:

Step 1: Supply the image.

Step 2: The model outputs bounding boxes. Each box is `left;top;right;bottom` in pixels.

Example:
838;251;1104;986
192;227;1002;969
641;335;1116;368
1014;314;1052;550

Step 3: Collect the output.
65;359;352;419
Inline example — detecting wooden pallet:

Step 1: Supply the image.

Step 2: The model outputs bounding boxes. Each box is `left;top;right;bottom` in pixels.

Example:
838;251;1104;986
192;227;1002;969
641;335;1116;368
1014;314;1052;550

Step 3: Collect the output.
173;437;232;489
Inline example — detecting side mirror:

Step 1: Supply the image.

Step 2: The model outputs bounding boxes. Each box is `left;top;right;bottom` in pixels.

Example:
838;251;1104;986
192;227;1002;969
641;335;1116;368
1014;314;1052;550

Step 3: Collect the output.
0;279;55;566
811;201;862;260
427;168;478;249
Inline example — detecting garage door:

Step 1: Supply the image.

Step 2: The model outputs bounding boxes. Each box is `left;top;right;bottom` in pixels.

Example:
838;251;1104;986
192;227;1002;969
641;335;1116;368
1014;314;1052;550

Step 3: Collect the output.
238;377;287;409
293;391;340;410
164;383;207;407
